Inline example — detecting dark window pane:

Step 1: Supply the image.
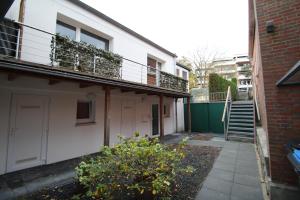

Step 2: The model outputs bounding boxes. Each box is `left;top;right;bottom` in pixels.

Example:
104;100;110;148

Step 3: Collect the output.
77;101;90;119
80;30;109;50
56;21;76;40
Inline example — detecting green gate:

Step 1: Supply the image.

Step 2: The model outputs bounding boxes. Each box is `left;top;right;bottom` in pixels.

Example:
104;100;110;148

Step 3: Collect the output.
184;102;225;134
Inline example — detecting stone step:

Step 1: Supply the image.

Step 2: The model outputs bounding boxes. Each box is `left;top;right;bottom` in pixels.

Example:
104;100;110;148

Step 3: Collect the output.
231;108;253;111
227;134;254;143
230;112;253;115
229;118;253;123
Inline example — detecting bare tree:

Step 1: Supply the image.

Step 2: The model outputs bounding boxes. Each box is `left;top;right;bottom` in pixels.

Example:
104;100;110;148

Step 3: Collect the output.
189;47;222;88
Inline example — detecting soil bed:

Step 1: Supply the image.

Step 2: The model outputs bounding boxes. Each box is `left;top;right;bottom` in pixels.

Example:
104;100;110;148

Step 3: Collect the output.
24;145;220;200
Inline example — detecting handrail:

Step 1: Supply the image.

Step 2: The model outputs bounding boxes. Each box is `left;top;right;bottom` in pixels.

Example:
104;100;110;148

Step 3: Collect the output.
222;86;231;122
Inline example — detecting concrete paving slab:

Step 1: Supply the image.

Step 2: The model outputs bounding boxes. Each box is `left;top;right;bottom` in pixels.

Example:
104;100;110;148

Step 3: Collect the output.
209;168;234;182
196;187;230;200
234;174;261;187
231;183;263;200
203;177;233;195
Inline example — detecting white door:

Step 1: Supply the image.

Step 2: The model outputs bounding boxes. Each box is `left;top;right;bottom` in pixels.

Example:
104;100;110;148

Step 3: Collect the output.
121;101;135;138
7;94;49;172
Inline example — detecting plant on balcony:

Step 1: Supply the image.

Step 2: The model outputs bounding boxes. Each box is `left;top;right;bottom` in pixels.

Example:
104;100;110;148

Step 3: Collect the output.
160;71;188;92
50;35;123;79
75;133;193;200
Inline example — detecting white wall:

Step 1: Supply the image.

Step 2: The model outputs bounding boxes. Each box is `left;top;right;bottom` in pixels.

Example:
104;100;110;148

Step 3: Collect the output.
4;0;177;84
0;75;177;174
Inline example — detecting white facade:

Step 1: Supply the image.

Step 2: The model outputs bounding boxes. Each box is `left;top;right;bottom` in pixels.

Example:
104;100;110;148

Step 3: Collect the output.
0;0;187;175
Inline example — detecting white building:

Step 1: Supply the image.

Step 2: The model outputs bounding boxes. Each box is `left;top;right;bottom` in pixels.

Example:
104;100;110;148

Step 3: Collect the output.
0;0;190;175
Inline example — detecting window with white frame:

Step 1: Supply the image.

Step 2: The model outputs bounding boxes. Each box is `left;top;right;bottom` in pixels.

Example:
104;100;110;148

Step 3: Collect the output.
76;100;95;124
80;29;109;50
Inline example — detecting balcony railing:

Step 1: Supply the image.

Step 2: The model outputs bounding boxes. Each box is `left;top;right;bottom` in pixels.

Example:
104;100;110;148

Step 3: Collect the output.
0;20;188;92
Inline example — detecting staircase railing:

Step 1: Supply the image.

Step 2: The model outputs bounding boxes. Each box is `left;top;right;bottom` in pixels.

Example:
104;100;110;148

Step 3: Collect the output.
222;86;232;140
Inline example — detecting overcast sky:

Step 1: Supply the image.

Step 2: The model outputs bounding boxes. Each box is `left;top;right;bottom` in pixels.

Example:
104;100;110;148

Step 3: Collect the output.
81;0;248;59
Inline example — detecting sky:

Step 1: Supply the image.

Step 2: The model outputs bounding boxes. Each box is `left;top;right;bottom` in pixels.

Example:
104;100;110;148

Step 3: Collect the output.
81;0;249;59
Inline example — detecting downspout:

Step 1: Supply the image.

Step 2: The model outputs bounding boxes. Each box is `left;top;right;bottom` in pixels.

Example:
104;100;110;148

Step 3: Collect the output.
175;98;178;133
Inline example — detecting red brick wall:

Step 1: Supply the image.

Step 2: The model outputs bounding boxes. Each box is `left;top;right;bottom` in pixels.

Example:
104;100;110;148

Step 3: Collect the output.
254;0;300;185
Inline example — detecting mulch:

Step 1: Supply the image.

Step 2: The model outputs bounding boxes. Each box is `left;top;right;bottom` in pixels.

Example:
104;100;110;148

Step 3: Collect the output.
23;145;221;200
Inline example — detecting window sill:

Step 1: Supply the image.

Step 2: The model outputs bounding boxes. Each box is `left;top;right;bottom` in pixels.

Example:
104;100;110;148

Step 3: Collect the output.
75;122;96;126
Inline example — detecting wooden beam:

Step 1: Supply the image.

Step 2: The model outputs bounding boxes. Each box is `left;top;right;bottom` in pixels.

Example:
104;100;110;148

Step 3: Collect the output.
104;86;111;146
187;96;191;134
48;79;60;85
175;98;178;133
159;95;164;138
7;73;17;81
135;91;146;94
121;89;132;93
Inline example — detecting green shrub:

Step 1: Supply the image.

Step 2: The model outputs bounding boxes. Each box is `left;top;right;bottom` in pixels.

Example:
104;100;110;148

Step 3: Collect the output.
75;133;193;200
209;73;237;100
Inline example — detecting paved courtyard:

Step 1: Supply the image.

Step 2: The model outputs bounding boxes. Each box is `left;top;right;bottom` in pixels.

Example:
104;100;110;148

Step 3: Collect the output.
193;138;264;200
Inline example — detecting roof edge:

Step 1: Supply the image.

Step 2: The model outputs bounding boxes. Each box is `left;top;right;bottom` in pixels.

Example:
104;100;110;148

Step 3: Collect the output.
176;62;191;71
68;0;177;58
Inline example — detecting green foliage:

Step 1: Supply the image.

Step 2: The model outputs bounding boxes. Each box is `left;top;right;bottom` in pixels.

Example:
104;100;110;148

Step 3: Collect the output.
75;133;193;200
188;71;198;90
160;71;188;92
231;78;237;85
208;73;237;100
50;35;123;79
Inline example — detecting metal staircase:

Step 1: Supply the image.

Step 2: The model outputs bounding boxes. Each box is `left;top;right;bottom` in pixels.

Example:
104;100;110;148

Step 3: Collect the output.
227;101;255;142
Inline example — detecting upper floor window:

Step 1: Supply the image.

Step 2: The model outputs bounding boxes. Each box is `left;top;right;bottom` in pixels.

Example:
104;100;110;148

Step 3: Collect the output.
56;21;76;40
80;29;109;50
76;100;95;124
176;69;180;76
182;71;188;80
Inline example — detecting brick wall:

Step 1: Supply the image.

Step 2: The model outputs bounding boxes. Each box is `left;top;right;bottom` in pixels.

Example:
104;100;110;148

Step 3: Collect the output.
254;0;300;185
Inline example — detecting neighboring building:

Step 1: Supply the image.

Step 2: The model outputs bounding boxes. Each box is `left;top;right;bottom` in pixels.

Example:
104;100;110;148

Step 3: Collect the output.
196;56;252;93
249;0;300;199
0;0;190;175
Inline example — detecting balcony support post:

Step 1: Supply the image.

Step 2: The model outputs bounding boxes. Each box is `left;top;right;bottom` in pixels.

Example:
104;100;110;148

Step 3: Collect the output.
159;95;164;138
175;98;178;133
187;96;191;134
104;86;111;146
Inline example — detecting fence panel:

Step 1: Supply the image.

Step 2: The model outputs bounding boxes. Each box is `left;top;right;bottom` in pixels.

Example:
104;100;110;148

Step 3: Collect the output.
184;102;225;134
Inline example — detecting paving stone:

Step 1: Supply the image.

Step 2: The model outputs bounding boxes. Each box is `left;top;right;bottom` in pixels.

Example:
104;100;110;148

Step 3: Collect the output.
12;186;27;197
231;183;263;200
235;164;259;177
213;161;236;172
209;168;234;182
236;160;258;170
202;176;233;195
196;187;230;200
237;153;257;161
216;154;236;164
0;189;14;200
219;150;238;158
234;174;261;187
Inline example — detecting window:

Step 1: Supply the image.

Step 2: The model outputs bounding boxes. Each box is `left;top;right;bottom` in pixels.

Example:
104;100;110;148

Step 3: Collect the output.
56;21;76;40
163;104;170;118
157;62;162;71
80;29;109;50
182;71;188;80
176;69;180;76
76;100;95;124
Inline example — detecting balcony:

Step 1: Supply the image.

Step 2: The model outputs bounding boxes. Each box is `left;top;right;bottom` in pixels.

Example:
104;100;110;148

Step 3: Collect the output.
0;20;188;93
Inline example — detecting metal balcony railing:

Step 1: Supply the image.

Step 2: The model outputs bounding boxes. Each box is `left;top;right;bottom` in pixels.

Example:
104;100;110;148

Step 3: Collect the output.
0;20;188;92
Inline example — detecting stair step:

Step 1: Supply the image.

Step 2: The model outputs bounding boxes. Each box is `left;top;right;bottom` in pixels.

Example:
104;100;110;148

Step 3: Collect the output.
230;115;253;119
227;130;254;136
231;104;253;108
228;122;253;127
232;101;253;104
227;135;254;143
229;119;253;123
228;127;254;132
231;108;253;111
230;112;253;115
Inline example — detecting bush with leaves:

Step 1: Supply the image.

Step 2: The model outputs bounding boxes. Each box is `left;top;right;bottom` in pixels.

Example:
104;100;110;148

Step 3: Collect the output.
75;133;193;200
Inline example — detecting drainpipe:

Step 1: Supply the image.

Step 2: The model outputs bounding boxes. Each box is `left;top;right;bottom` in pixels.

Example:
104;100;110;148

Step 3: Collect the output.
175;98;178;133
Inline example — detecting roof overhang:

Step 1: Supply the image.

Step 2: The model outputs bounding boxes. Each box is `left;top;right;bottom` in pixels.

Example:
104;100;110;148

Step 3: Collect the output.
276;61;300;86
176;62;191;71
0;59;190;98
0;0;15;20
